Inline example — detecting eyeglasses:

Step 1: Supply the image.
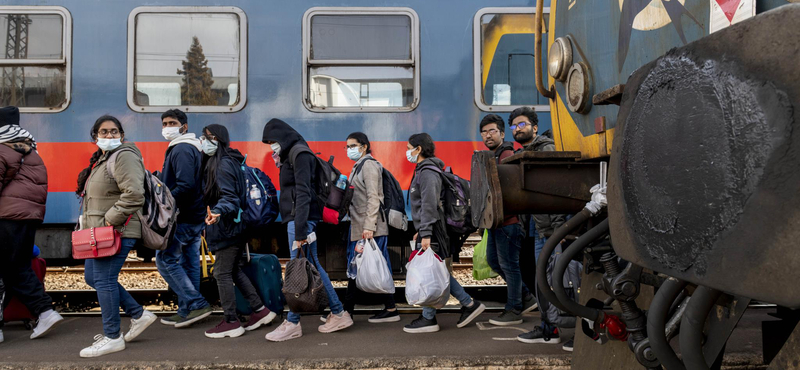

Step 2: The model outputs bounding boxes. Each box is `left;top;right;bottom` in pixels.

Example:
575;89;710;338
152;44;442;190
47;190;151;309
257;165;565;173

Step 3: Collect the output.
98;129;120;137
345;144;361;150
480;128;500;137
510;121;531;131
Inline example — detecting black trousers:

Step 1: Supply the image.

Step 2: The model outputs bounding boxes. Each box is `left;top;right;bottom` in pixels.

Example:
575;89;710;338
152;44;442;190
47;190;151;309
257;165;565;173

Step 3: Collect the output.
344;278;396;315
0;219;52;323
213;244;263;322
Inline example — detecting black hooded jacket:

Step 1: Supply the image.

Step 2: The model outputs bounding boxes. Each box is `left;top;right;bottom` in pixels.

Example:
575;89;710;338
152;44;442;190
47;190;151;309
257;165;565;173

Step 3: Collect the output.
262;119;321;240
202;124;247;251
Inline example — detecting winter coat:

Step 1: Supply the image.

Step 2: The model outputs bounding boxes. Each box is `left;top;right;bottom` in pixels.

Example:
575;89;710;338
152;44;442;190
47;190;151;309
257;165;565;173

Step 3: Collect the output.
204;153;247;252
493;141;518;226
160;135;205;224
261;119;321;240
409;157;450;259
0;142;47;221
516;135;566;238
81;142;145;239
348;154;388;242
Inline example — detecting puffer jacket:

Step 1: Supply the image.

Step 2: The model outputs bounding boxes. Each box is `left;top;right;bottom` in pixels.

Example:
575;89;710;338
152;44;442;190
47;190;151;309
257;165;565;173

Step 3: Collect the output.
0;142;47;220
348;154;388;241
81;142;145;239
517;134;566;238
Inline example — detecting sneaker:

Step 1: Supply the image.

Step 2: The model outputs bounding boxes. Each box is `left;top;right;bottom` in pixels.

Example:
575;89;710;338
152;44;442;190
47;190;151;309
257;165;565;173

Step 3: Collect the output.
124;310;157;342
205;319;245;339
319;311;354;333
0;329;4;343
79;334;125;358
456;300;486;328
265;320;302;342
320;314;328;323
30;309;64;339
244;308;277;331
489;310;523;326
562;337;574;352
160;313;184;326
368;310;401;323
522;294;539;314
403;315;439;333
175;306;213;328
517;326;561;344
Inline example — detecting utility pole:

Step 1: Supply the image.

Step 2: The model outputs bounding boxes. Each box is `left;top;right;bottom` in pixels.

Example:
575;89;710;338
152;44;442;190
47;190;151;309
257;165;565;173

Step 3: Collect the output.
1;14;31;106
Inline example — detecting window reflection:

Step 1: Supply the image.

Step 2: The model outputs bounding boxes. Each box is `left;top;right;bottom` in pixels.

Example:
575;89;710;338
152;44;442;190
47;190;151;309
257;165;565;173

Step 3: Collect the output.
311;15;411;60
0;14;63;60
310;67;412;108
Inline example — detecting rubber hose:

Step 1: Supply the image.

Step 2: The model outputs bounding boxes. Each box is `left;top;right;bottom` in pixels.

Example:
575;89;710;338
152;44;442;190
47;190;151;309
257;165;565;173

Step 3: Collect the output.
536;208;592;314
647;278;688;370
552;218;609;321
679;286;722;370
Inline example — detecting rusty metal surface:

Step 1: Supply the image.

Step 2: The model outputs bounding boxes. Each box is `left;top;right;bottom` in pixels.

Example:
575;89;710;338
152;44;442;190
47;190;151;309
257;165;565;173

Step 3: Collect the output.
608;5;800;308
767;321;800;370
592;84;625;106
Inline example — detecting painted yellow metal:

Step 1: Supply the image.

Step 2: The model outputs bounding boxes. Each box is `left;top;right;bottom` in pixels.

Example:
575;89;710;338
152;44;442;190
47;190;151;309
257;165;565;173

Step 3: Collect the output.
480;13;543;87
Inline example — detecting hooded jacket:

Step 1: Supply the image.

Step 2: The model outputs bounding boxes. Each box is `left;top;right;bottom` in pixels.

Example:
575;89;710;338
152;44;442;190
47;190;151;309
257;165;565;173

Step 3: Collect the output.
262;119;321;240
516;134;565;238
0;141;47;221
409;157;450;259
160;133;204;224
202;125;247;251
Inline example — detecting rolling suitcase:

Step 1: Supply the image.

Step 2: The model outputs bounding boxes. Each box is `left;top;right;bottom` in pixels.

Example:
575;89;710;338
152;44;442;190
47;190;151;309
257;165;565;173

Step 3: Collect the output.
3;257;47;329
235;253;285;315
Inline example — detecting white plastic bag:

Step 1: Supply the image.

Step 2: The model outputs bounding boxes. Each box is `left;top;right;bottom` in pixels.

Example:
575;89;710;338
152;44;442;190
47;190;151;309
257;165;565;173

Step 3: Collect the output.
355;239;395;294
405;249;450;309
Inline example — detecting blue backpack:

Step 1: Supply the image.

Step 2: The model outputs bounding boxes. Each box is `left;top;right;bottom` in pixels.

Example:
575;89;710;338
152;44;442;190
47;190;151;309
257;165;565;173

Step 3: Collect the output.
240;155;279;228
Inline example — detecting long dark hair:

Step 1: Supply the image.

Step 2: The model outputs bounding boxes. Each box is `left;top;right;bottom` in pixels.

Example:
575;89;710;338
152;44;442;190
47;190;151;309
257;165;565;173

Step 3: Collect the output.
75;115;124;195
201;124;240;204
409;133;435;159
346;132;372;154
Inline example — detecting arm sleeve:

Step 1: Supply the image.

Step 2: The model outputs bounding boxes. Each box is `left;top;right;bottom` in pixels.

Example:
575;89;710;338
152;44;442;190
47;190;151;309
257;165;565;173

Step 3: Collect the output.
170;146;199;200
210;161;241;218
542;143;556;152
498;148;515;161
292;152;315;240
416;170;442;239
105;151;146;225
0;158;7;194
362;161;382;231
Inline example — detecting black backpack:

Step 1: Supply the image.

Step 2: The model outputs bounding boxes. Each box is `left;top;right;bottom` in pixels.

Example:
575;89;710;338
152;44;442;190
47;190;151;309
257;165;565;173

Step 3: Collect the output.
352;157;408;231
288;145;353;224
417;164;477;237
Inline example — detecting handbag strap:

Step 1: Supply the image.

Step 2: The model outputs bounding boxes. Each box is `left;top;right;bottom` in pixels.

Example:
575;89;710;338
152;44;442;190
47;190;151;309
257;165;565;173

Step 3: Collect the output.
201;236;215;278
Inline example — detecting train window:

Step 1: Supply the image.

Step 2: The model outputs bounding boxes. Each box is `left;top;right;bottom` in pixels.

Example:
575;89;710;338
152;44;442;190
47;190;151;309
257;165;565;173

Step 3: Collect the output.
0;7;71;112
127;7;247;113
473;8;550;112
303;8;419;112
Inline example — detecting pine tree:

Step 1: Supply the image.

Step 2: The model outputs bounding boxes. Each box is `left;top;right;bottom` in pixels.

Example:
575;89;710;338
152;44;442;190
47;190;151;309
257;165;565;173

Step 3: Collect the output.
177;36;219;105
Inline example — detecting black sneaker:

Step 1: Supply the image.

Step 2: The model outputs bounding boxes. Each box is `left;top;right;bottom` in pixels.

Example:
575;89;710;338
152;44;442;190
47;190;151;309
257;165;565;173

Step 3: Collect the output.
517;326;561;344
521;294;538;314
403;315;439;333
457;300;486;328
562;337;574;352
489;310;523;326
368;310;401;323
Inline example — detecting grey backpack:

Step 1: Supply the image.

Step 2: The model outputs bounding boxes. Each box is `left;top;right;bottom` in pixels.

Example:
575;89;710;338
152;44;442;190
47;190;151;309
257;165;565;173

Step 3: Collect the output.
544;244;582;328
107;148;179;251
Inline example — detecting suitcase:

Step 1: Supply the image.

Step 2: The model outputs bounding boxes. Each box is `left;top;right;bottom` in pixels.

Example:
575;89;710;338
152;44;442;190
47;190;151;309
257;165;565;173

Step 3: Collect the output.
3;258;47;329
235;253;285;315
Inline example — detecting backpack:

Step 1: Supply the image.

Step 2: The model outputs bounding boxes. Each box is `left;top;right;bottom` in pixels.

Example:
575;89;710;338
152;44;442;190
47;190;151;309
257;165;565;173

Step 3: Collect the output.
288;145;353;224
417;164;477;238
545;243;581;328
107;148;178;251
352;157;408;231
239;155;279;228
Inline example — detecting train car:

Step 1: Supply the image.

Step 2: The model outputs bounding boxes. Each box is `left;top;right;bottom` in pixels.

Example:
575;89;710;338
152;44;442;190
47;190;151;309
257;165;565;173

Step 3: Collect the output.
0;0;554;275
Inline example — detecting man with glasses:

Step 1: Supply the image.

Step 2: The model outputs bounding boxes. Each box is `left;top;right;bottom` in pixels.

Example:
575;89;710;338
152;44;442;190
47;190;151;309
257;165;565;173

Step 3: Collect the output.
479;114;538;327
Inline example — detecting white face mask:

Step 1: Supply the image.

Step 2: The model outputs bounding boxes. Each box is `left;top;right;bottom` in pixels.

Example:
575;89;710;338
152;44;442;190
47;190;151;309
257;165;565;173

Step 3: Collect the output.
97;138;122;151
347;146;362;161
201;139;218;156
270;142;281;155
162;126;182;141
406;148;419;163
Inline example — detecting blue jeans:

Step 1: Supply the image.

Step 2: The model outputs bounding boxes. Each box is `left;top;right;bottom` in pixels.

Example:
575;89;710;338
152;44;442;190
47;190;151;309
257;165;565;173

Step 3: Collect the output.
486;223;530;311
422;269;473;320
287;221;343;324
346;234;392;272
84;238;143;339
155;223;208;317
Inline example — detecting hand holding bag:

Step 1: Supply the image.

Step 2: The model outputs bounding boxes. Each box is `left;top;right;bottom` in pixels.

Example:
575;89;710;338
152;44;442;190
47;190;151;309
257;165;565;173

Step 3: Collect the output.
71;215;132;260
282;244;328;313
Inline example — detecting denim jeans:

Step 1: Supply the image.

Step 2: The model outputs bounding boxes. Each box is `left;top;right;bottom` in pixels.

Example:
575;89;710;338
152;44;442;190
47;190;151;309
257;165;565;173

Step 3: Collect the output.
344;234;395;313
422;262;473;320
84;238;143;339
214;244;263;322
287;221;343;324
486;223;530;311
155;223;208;317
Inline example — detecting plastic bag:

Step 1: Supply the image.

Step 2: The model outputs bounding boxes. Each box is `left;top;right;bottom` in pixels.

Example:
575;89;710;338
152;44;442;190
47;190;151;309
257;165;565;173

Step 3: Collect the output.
472;230;499;280
348;240;363;280
405;248;450;308
355;239;395;294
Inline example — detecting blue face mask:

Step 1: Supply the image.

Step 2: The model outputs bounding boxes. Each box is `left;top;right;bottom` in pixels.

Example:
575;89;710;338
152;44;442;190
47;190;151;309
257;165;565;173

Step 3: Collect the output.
96;138;122;151
347;146;362;161
201;139;218;156
406;148;419;163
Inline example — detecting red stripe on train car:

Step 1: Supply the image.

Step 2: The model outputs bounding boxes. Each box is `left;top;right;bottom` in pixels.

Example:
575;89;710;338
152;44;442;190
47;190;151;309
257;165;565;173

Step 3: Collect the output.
40;141;489;193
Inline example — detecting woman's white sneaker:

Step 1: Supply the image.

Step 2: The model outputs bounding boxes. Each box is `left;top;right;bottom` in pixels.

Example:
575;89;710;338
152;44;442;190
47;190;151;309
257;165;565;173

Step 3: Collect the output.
80;334;125;358
124;310;157;342
30;309;63;339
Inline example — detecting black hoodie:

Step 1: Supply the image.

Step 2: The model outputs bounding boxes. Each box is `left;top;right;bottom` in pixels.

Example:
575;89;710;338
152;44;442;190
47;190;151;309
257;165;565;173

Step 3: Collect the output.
262;119;321;240
203;124;247;251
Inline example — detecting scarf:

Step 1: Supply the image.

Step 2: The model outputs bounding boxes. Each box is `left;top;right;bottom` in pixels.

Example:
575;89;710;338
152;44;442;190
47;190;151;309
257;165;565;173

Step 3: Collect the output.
0;124;36;149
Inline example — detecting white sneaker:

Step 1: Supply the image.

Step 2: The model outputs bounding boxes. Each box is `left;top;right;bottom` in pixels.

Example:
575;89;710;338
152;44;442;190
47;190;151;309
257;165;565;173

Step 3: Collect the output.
265;320;302;342
30;309;64;339
124;310;157;342
79;334;125;358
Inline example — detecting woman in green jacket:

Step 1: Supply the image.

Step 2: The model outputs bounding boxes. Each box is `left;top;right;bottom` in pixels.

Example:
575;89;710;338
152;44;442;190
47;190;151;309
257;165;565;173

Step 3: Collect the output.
75;115;156;357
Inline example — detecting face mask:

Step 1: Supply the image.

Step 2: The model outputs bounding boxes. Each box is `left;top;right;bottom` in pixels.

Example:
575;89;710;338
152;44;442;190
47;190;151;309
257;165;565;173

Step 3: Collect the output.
96;138;122;151
406;148;419;164
270;143;281;156
347;147;362;161
162;127;182;141
201;139;218;156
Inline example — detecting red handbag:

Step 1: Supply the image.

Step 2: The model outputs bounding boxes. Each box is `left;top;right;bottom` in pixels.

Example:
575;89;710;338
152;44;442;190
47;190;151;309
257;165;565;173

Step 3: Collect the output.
71;215;132;260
